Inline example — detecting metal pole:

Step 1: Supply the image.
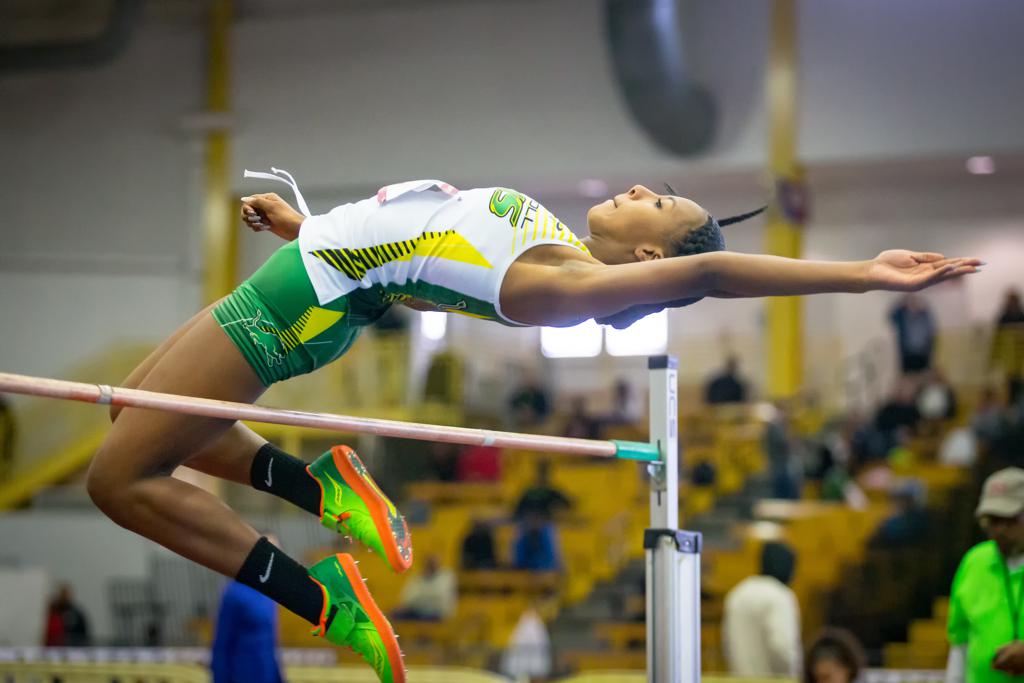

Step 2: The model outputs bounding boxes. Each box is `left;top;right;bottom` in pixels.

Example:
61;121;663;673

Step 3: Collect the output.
645;355;701;683
647;356;680;682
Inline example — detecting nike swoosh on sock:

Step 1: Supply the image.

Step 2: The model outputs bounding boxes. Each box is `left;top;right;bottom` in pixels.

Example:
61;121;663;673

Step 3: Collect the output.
259;552;275;583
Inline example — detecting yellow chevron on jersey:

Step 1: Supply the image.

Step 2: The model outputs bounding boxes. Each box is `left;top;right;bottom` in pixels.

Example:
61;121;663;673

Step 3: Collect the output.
413;230;493;268
297;307;346;343
310;230;491;282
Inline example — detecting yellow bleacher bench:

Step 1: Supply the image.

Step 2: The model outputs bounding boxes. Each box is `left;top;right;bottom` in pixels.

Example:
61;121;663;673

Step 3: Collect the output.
406;481;504;505
459;569;561;595
594;621;646;650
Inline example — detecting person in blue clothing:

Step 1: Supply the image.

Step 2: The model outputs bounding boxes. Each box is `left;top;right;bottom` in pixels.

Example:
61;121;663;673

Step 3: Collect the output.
513;513;562;572
211;532;284;683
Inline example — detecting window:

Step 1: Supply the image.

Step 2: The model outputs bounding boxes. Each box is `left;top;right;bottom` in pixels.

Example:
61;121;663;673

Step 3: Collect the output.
606;310;668;356
541;311;667;358
540;319;603;358
420;311;447;341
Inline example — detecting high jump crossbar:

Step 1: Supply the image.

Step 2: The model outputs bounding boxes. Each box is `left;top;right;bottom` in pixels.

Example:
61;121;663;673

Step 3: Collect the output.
0;372;657;462
0;357;699;683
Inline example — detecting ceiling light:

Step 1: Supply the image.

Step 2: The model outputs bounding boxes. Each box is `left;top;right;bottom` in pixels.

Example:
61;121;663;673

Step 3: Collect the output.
966;156;996;175
578;179;609;198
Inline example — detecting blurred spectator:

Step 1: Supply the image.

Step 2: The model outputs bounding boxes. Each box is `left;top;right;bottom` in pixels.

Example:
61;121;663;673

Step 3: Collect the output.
461;520;498;570
972;387;1007;445
817;418;866;507
849;416;888;470
802;628;866;683
805;439;836;484
514;461;572;522
512;514;561;572
424;350;464;404
704;356;748;405
998;289;1024;326
820;464;868;509
456;444;502;482
722;541;801;676
509;371;551;429
426;442;459;482
393;555;456;621
764;404;804;500
856;458;898;496
917;368;958;423
606;378;644;426
44;583;90;647
948;468;1024;681
211;534;283;683
992;289;1024;404
563;396;602;440
874;377;921;452
889;294;936;374
691;460;717;487
988;400;1024;470
501;604;551;682
887;428;919;472
938;426;979;469
0;394;14;479
869;480;929;548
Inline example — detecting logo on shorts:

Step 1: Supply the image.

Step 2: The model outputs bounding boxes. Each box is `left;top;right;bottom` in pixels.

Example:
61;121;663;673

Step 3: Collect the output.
436;300;467;312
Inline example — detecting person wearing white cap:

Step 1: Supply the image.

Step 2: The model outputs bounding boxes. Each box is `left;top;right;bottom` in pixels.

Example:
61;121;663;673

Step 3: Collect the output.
947;467;1024;683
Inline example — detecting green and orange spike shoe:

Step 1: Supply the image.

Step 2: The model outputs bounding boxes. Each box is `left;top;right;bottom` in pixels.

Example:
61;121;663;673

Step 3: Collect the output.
307;445;413;573
308;553;405;683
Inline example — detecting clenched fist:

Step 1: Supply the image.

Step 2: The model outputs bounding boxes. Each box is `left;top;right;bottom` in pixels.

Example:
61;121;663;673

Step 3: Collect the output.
240;193;305;242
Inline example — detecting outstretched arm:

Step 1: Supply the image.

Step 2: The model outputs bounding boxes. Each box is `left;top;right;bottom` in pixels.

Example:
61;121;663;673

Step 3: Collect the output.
701;249;980;298
501;250;980;326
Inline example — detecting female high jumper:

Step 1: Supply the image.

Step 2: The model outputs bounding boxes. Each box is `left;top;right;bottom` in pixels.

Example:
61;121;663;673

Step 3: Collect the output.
87;175;980;682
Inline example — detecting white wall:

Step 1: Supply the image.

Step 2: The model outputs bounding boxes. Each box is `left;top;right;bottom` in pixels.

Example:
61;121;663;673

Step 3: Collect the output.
0;13;204;380
232;0;1024;192
0;512;156;643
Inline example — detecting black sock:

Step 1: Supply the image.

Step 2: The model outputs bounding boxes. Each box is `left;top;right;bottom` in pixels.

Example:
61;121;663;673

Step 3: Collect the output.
250;443;322;516
236;537;324;625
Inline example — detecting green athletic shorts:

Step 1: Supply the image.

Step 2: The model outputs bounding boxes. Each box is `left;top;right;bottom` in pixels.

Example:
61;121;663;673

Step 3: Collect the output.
212;241;388;387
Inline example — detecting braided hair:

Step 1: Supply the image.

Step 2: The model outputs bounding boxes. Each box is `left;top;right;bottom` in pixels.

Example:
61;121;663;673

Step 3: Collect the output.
666;180;766;257
596;188;766;329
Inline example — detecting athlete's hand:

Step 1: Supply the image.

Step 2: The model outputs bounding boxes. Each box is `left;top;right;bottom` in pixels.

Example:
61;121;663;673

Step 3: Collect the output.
866;250;982;292
240;193;305;241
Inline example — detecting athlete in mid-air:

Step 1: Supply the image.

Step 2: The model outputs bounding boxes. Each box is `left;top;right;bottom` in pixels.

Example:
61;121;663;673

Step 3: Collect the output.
87;174;981;682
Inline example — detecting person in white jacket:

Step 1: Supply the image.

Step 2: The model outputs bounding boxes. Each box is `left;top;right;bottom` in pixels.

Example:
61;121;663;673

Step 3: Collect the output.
723;541;802;676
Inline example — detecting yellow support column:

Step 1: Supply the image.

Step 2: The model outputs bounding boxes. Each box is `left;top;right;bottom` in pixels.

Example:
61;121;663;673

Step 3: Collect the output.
201;0;235;304
193;0;233;498
764;0;805;398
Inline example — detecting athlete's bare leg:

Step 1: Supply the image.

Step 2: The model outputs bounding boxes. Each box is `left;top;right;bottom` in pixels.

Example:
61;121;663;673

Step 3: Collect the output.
112;301;268;486
87;312;269;576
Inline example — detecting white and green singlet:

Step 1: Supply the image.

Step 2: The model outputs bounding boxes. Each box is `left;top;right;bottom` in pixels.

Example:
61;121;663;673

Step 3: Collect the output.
214;179;590;385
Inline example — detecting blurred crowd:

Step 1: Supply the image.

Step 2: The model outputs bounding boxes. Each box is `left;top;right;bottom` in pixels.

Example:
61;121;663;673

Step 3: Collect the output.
21;285;1024;682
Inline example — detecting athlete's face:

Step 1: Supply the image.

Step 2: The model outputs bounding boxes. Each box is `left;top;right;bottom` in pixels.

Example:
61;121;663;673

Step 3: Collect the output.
585;184;708;265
